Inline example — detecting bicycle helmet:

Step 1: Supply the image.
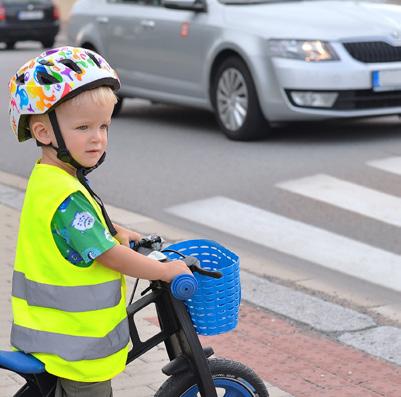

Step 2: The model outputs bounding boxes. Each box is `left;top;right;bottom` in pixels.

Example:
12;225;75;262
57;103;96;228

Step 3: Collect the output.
9;46;120;143
9;47;120;236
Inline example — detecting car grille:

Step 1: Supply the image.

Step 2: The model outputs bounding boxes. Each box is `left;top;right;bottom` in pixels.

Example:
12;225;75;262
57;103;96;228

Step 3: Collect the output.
334;89;401;110
343;41;401;63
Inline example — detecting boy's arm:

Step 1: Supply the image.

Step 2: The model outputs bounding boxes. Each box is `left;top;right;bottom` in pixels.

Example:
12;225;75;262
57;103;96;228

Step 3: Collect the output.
112;223;141;247
97;244;191;282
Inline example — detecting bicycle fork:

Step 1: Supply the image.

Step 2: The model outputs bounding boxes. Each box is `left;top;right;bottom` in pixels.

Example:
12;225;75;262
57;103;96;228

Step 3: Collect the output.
126;289;218;397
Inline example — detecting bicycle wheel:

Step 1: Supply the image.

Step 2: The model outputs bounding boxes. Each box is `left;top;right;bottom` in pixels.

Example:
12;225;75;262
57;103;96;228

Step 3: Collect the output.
155;358;268;397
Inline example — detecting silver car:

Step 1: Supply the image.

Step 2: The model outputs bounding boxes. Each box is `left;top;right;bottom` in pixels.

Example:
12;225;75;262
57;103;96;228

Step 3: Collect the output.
68;0;401;140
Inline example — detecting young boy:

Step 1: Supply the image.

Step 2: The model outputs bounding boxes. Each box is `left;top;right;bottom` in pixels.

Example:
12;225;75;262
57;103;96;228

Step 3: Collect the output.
8;46;191;397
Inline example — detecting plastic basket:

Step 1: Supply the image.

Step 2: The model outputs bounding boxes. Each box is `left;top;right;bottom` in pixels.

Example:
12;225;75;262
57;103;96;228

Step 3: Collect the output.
164;239;241;336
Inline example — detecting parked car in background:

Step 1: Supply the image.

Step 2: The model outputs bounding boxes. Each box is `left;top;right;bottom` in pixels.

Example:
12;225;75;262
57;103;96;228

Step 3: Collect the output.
69;0;401;140
0;0;60;49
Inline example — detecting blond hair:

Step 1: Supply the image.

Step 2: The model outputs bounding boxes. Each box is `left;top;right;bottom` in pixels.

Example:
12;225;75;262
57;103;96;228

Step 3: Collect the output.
29;86;117;128
65;86;118;108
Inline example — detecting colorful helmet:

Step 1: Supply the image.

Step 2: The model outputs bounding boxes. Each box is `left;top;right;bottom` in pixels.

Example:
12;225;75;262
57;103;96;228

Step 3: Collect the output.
9;46;120;142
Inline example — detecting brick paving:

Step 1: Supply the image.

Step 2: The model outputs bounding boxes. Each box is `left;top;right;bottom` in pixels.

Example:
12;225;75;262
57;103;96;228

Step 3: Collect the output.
145;301;401;396
196;304;401;397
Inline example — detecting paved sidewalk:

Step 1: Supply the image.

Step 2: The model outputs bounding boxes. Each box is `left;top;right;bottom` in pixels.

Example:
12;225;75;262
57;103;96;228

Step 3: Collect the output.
1;171;401;396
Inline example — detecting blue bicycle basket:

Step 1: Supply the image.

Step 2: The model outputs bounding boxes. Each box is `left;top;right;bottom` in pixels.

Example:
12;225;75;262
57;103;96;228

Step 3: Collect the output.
164;239;241;336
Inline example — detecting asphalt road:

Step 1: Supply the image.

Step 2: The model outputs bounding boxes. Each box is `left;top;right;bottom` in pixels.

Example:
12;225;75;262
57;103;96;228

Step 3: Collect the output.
2;45;401;302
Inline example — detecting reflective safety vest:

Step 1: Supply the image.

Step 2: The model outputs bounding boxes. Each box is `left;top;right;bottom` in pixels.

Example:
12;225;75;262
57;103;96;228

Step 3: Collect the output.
11;163;129;382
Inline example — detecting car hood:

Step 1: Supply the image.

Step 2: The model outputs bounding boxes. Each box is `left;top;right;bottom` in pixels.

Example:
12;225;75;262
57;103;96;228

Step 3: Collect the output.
223;0;401;40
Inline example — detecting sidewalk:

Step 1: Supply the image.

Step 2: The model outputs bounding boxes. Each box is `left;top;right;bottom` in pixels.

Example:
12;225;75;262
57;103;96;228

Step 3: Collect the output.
1;171;401;396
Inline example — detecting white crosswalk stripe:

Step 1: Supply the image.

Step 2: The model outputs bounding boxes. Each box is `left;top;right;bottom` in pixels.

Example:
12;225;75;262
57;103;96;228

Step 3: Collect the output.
367;156;401;175
166;196;401;292
277;174;401;227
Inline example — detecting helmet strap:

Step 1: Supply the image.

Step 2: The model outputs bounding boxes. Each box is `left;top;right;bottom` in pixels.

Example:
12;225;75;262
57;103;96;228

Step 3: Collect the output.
76;168;117;237
48;110;117;236
48;110;82;169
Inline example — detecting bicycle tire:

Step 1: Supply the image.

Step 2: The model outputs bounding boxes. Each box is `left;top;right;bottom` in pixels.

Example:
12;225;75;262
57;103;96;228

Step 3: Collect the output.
154;358;268;397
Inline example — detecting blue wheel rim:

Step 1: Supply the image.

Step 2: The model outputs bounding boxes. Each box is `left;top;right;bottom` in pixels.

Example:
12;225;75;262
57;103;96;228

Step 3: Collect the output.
180;377;255;397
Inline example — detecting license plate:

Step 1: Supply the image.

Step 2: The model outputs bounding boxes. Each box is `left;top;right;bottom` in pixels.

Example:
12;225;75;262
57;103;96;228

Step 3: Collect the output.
18;10;44;21
372;70;401;91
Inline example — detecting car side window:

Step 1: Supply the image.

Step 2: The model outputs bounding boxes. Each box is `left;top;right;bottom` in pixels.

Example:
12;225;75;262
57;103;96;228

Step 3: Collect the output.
108;0;162;6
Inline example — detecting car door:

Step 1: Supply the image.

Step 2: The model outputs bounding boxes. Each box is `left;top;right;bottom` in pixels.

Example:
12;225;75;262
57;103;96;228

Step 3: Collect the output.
132;1;214;100
102;0;215;102
94;0;143;89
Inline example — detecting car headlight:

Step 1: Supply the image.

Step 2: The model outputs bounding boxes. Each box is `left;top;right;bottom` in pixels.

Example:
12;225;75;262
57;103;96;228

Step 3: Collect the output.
268;39;339;62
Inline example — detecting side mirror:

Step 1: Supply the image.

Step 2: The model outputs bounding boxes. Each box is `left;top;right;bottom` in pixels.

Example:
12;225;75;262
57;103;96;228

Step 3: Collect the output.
163;0;207;12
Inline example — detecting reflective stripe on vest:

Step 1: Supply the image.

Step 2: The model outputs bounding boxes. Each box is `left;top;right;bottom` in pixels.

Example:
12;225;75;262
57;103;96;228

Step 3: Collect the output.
12;271;122;312
11;318;129;361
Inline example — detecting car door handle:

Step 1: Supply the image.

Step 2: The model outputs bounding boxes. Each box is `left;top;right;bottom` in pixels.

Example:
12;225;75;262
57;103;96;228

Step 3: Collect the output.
140;19;155;29
96;16;109;24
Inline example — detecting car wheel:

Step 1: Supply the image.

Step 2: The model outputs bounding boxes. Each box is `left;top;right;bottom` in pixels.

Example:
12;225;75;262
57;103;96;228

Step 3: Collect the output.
5;41;15;50
41;39;55;49
112;96;124;118
213;57;270;141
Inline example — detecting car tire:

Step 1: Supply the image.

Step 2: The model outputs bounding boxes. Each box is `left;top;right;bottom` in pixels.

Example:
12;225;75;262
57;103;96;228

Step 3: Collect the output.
112;95;124;118
212;57;270;141
5;41;15;50
41;39;55;49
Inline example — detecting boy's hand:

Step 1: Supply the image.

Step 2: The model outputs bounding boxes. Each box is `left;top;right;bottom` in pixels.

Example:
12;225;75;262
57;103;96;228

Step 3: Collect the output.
113;223;141;247
161;260;193;283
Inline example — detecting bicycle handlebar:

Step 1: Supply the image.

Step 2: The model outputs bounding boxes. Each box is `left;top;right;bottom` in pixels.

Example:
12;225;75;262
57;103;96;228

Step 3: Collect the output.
130;234;162;251
170;274;198;300
129;235;222;300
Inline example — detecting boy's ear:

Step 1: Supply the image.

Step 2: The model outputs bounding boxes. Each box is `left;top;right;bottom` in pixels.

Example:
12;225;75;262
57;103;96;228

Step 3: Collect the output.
30;120;52;145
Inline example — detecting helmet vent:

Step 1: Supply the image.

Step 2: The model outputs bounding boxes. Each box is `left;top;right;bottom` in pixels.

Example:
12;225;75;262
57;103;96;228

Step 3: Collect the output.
15;73;25;85
58;59;82;74
86;52;102;68
38;59;54;66
36;71;62;85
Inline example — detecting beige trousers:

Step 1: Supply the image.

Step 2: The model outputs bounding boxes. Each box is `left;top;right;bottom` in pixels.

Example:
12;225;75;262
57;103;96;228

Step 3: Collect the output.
54;378;113;397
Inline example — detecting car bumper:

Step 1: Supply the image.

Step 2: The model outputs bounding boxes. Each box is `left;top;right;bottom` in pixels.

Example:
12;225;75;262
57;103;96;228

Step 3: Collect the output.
258;48;401;122
0;21;59;41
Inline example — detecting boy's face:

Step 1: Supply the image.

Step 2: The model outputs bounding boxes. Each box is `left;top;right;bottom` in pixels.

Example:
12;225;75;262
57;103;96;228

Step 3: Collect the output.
54;95;114;168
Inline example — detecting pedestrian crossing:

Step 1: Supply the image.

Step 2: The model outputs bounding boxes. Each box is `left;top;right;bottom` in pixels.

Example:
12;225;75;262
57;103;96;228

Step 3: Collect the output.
367;156;401;175
277;174;401;227
166;156;401;293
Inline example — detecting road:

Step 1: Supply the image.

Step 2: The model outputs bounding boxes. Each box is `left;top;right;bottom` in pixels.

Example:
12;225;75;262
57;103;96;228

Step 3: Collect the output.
2;44;401;304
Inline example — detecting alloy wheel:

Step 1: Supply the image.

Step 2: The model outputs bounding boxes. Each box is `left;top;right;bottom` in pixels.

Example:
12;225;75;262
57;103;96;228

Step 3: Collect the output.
216;68;249;131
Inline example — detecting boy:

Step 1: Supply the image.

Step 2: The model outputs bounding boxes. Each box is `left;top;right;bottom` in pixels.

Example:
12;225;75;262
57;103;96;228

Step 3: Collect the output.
8;46;191;397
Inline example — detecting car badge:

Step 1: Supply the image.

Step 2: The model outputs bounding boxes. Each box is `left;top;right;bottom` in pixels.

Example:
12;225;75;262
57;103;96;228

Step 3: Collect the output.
28;4;34;10
392;31;401;39
390;31;401;46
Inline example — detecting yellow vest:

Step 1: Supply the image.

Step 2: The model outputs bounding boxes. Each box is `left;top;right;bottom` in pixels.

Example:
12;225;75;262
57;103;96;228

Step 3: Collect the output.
11;163;129;382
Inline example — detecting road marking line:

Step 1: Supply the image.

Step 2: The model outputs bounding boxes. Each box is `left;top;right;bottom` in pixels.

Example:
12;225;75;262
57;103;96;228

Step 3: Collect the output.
277;174;401;226
166;196;401;292
367;156;401;175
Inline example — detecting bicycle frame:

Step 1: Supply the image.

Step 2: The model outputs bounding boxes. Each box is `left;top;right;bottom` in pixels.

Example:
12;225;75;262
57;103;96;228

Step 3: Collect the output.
3;280;218;397
11;373;56;397
127;280;218;397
